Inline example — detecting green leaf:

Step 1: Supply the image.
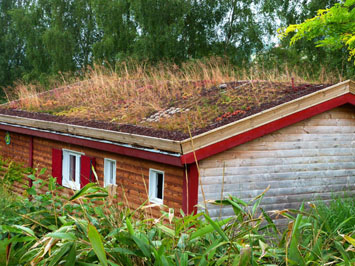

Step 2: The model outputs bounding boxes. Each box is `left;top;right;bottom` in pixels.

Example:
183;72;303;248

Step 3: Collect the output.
126;217;134;236
76;262;100;266
108;261;120;266
202;240;228;262
70;183;98;201
48;242;72;266
27;174;36;180
261;208;278;233
156;224;175;238
334;241;350;266
191;217;232;240
132;235;151;258
175;252;188;266
288;204;306;266
109;247;137;256
39;168;47;175
88;223;108;266
239;246;251;266
343;234;355;247
12;225;36;238
203;214;229;242
26;187;36;195
64;243;77;266
47;232;77;241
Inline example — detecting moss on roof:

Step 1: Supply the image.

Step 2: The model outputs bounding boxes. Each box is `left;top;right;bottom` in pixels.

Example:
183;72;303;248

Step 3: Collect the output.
2;80;331;140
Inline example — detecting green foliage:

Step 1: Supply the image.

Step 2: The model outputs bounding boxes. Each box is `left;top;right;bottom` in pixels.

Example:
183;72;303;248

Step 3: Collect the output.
280;0;355;64
0;158;29;188
2;0;352;90
0;163;354;265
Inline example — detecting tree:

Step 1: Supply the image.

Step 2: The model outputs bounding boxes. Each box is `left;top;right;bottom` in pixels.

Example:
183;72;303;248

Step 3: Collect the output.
0;0;27;87
280;0;355;64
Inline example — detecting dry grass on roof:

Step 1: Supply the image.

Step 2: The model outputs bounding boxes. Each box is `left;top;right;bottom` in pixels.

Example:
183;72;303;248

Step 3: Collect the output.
3;58;339;138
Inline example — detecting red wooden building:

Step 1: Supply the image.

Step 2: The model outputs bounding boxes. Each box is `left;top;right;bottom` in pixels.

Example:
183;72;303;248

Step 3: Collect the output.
0;79;354;219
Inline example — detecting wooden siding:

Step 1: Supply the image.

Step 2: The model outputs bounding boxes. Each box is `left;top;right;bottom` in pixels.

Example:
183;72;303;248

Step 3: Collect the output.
32;138;184;217
198;105;355;224
0;130;184;217
0;131;30;194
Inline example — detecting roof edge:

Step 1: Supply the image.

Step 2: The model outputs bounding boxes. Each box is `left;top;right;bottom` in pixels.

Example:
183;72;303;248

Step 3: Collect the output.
349;80;355;94
0;113;182;153
181;79;352;155
0;122;183;166
181;92;354;164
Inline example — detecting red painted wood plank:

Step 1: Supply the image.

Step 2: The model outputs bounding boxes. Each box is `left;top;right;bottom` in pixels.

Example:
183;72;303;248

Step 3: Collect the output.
182;163;199;214
52;148;63;185
181;93;354;164
0;125;183;167
28;136;33;188
80;156;96;188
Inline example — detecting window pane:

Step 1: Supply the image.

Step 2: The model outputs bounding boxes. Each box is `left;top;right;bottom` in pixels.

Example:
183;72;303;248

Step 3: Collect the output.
69;155;76;181
156;173;163;199
110;161;115;184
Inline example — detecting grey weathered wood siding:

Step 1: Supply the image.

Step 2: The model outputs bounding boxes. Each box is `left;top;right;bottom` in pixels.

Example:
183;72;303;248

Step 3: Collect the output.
198;105;355;222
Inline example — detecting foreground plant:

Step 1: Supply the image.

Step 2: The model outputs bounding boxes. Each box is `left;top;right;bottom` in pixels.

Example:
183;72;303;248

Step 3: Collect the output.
0;171;354;265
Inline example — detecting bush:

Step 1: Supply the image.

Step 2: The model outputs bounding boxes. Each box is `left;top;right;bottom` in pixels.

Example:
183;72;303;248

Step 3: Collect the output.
0;168;354;265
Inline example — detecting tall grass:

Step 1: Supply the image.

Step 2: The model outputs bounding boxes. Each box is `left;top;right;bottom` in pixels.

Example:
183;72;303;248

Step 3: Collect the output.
3;58;345;134
8;58;343;104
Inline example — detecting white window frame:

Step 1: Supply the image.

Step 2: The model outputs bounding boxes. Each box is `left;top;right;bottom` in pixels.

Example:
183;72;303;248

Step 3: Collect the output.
104;158;116;187
149;169;164;204
62;149;82;190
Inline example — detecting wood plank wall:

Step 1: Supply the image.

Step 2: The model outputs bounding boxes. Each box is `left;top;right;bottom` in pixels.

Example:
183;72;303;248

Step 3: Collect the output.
0;130;185;217
0;131;30;194
198;105;355;225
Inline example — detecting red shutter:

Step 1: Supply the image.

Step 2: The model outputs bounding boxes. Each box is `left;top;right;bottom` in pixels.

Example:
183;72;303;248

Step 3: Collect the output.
80;156;96;188
52;149;63;185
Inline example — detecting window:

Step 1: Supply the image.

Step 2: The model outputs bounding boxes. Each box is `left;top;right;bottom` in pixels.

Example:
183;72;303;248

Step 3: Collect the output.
104;158;116;187
52;148;96;189
149;169;164;204
62;150;82;190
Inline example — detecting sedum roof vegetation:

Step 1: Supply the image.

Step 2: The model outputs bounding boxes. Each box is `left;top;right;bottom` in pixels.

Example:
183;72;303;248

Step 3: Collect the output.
1;78;331;140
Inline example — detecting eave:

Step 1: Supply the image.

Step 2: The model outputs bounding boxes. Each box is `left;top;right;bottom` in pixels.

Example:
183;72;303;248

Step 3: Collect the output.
0;122;183;166
0;113;182;153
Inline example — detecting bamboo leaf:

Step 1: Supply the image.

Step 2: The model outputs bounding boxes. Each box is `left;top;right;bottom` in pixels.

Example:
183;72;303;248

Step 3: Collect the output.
48;242;71;266
156;224;175;238
239;245;251;266
126;217;134;236
76;262;100;266
64;243;76;266
12;225;36;238
85;193;108;199
191;217;232;240
47;232;77;241
132;235;151;258
288;204;306;266
109;247;137;256
342;234;355;247
70;183;97;201
88;223;108;266
108;261;120;266
203;214;229;242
